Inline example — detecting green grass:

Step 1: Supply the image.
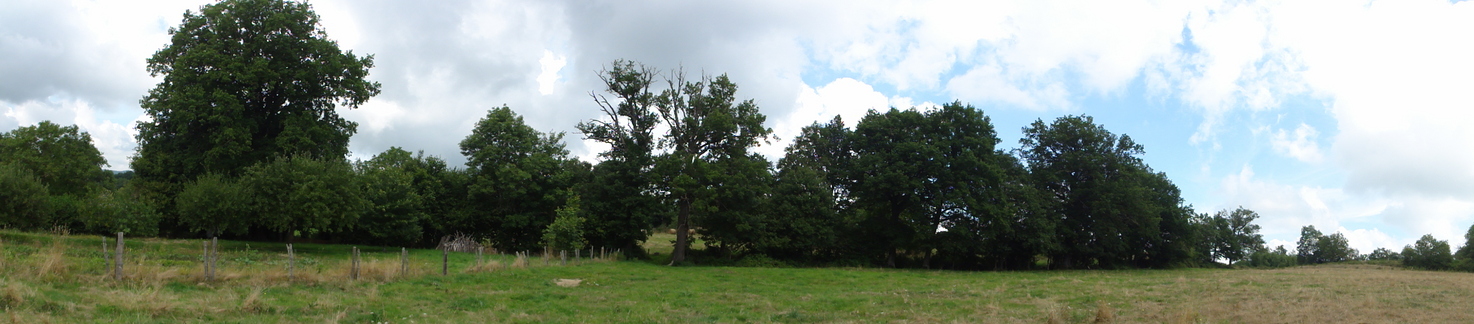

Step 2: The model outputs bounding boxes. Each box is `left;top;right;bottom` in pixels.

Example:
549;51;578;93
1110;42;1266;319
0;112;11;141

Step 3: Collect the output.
3;230;1474;323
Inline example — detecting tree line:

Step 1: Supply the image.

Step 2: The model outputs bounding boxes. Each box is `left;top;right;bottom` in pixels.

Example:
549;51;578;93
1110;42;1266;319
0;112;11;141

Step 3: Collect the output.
4;0;1473;271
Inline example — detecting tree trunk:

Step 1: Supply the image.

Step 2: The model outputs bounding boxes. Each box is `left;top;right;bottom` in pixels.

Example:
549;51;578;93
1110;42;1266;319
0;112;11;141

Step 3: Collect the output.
671;195;692;265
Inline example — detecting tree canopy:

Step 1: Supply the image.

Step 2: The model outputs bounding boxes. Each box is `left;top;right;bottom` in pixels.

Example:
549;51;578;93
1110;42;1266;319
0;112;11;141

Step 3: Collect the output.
0;121;108;196
133;0;380;190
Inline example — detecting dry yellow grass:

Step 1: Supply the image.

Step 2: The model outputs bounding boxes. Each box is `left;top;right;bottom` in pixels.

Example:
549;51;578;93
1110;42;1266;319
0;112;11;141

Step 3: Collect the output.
4;231;1473;323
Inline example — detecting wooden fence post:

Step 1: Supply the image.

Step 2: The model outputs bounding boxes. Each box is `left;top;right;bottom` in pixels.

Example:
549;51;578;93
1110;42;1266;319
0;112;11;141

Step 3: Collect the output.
560;250;567;266
287;244;295;281
350;247;360;280
441;248;448;276
400;247;408;277
102;237;110;276
211;237;219;281
114;232;124;280
202;241;210;281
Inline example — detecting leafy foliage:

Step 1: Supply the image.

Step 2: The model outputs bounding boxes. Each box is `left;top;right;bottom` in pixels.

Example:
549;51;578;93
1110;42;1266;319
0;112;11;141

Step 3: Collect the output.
0;121;108;196
133;0;379;190
1367;247;1401;261
77;185;161;237
576;61;665;258
1018;115;1195;269
238;155;367;238
650;71;771;263
461;106;580;251
176;173;252;236
1245;245;1297;268
343;148;429;244
0;163;52;229
1402;234;1452;270
543;196;588;252
1204;207;1265;265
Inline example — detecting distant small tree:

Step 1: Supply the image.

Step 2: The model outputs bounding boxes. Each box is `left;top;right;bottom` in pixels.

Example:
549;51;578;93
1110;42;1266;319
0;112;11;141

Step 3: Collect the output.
1245;245;1297;268
1315;233;1357;263
1207;207;1264;265
1296;225;1322;264
1402;234;1452;270
1367;247;1401;261
542;196;587;252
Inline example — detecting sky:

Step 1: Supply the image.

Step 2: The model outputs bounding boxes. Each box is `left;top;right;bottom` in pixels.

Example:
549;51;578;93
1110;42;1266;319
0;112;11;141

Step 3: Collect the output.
3;0;1473;253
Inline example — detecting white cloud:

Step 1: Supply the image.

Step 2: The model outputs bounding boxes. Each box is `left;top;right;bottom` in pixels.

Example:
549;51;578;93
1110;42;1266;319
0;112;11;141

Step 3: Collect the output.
1;97;139;169
537;50;567;95
1337;227;1404;255
945;64;1071;110
1270;123;1322;163
757;78;892;159
1217;165;1393;247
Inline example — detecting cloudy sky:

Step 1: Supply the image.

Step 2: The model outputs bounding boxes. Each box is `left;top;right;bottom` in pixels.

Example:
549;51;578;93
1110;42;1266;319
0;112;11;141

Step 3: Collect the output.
4;0;1473;252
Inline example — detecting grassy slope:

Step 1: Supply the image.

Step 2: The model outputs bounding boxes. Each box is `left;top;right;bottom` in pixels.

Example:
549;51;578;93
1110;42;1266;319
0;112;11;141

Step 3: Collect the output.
2;231;1473;323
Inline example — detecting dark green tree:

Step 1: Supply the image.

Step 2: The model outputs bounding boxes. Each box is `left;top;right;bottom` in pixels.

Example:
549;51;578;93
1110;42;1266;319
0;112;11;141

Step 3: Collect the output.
175;173;252;237
79;184;161;237
0;163;52;229
345;147;428;244
780;116;855;200
1367;247;1401;261
1207;207;1265;265
542;196;588;252
0;121;109;196
1296;225;1322;264
1018;115;1192;269
691;153;773;257
760;164;847;261
1403;234;1452;270
652;71;771;264
849;108;930;267
1245;245;1297;268
576;61;665;258
238;155;367;239
1315;232;1357;263
461;106;578;251
133;0;380;194
1457;224;1474;271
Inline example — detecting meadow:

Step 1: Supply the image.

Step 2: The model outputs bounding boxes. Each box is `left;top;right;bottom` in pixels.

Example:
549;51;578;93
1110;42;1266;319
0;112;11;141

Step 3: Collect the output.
2;230;1471;323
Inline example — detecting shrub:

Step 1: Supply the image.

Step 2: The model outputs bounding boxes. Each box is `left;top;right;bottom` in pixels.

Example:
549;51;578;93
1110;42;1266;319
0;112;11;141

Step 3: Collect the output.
542;196;587;252
0;164;52;229
1245;246;1298;268
1402;234;1452;270
77;186;160;237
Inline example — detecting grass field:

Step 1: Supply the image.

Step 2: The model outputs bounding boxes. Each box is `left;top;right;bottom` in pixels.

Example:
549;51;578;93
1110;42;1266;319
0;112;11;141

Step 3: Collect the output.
2;230;1472;323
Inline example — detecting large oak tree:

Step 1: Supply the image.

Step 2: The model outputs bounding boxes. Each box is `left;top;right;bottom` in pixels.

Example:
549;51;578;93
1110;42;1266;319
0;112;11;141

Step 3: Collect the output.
132;0;379;192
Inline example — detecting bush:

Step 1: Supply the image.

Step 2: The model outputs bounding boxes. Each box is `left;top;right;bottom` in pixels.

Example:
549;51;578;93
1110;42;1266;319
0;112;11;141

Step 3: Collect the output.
542;196;587;252
1367;247;1401;261
1244;246;1297;268
1402;234;1452;270
0;164;52;229
78;186;160;237
176;174;252;237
